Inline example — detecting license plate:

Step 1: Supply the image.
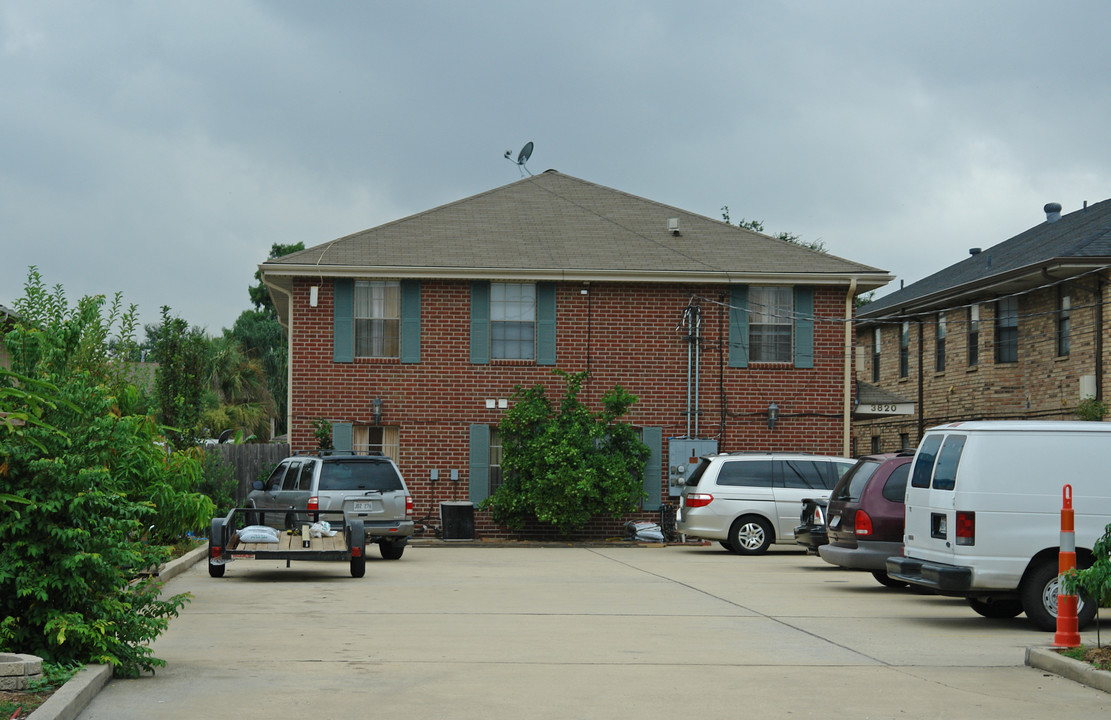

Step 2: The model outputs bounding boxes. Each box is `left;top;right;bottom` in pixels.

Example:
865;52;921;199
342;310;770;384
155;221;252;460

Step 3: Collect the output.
829;514;841;529
352;501;376;512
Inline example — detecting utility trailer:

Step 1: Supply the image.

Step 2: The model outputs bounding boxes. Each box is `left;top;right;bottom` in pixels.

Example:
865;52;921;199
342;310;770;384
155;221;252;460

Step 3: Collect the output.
208;508;366;578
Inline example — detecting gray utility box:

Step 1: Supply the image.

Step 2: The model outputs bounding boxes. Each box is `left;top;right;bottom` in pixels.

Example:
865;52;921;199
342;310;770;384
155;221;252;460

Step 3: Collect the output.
667;438;718;496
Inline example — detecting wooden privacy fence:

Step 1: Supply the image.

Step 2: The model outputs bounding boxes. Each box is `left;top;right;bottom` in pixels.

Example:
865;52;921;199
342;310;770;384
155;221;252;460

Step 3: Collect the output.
207;443;290;503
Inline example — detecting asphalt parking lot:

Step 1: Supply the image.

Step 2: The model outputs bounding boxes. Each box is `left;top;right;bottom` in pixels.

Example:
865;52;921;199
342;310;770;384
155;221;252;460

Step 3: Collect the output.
78;543;1109;719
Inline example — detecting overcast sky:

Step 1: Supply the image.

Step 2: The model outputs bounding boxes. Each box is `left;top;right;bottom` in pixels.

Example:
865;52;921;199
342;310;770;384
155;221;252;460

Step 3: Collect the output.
4;1;1110;334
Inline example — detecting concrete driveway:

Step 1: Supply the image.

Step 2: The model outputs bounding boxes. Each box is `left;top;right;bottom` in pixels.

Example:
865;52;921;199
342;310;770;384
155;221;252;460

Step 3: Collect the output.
79;544;1109;719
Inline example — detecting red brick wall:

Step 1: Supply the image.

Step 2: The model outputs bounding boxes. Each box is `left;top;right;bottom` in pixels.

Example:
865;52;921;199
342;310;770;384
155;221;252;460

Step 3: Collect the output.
288;278;853;539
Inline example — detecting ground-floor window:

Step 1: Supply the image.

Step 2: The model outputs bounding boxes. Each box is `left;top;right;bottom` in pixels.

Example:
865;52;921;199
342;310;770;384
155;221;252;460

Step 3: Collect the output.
353;425;400;462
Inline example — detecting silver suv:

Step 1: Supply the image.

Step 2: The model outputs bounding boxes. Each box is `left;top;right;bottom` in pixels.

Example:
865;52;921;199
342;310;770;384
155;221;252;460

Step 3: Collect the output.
677;453;854;554
246;453;414;559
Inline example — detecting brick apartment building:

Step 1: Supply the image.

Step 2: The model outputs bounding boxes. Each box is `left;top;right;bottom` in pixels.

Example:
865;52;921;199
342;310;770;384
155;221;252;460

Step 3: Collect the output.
855;199;1111;454
259;171;890;538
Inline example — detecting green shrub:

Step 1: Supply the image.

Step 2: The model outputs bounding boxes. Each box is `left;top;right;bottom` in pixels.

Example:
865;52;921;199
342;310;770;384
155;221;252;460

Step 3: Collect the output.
480;370;648;535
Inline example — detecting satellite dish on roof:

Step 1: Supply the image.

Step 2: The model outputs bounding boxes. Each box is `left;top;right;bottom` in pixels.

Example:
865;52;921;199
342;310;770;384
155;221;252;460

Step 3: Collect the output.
503;141;535;176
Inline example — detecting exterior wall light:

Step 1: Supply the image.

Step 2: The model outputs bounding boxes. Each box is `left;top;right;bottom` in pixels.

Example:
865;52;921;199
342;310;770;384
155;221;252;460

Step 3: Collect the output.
767;402;779;430
372;396;383;425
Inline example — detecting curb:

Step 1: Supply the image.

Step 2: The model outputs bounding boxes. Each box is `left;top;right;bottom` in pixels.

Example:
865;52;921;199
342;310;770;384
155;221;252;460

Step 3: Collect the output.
158;544;209;582
1026;646;1111;694
27;664;111;720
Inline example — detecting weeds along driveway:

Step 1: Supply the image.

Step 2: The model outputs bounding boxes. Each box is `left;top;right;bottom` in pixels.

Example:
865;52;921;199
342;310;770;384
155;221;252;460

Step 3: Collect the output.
79;545;1109;720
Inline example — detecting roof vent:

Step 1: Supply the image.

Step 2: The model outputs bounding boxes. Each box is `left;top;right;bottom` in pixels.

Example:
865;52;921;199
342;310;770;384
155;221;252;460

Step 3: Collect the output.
667;217;680;236
1044;202;1062;223
969;248;982;255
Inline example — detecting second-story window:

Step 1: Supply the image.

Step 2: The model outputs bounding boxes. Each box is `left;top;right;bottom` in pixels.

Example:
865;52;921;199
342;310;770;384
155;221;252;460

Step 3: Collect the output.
995;296;1018;363
935;312;946;372
750;286;793;363
968;304;979;366
355;280;400;358
491;282;536;360
1058;291;1071;357
899;322;909;379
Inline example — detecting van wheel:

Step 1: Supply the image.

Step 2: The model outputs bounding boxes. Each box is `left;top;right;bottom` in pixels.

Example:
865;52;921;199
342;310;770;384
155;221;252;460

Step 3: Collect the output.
1020;559;1097;631
871;571;908;589
728;516;773;555
967;596;1023;619
718;541;734;552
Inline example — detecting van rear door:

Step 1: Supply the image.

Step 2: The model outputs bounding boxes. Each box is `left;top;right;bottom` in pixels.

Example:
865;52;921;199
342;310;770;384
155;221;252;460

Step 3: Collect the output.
904;431;967;561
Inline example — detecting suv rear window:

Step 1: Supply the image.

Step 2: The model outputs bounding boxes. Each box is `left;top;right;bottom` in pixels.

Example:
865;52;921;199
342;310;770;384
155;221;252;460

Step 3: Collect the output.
880;463;910;502
834;459;879;501
319;459;403;491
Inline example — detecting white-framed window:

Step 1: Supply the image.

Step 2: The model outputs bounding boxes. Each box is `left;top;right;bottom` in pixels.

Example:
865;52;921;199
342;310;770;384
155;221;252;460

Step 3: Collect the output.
1058;291;1071;357
968;304;980;366
489;427;504;496
872;327;881;382
355;280;400;358
995;297;1018;363
749;286;792;363
935;312;946;372
491;282;536;360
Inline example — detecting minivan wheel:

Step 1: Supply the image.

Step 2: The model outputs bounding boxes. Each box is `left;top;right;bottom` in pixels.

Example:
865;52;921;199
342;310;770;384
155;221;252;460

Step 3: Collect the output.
967;596;1023;619
1020;559;1097;632
728;516;773;555
871;571;908;589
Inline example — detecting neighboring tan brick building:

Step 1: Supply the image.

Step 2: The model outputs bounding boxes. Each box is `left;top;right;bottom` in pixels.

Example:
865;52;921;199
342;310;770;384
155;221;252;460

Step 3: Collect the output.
259;171;890;538
855;199;1111;454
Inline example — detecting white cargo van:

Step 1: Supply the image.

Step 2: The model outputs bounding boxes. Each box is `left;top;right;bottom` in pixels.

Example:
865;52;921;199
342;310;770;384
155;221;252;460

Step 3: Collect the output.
886;421;1111;630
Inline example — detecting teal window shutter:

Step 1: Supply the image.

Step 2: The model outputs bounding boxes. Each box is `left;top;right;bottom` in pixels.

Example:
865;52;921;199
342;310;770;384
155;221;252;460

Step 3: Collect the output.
468;424;491;504
332;422;353;452
333;279;354;363
400;279;421;364
470;282;490;364
728;284;749;368
793;286;814;369
641;427;663;512
536;282;556;365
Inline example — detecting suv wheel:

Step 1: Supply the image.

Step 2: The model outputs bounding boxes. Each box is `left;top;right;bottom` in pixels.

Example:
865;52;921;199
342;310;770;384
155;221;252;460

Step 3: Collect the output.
728;516;773;555
379;540;405;560
1020;559;1096;631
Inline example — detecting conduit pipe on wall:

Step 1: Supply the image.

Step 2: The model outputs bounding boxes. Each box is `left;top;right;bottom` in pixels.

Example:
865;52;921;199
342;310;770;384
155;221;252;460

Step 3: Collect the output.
843;279;856;457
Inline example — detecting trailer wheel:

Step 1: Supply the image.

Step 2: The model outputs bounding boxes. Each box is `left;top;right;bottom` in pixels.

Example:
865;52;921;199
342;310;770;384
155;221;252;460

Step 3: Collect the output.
208;560;225;578
350;555;366;578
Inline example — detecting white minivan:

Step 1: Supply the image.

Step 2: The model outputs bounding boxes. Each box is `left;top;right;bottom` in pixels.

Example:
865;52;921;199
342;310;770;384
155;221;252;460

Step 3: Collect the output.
886;421;1111;631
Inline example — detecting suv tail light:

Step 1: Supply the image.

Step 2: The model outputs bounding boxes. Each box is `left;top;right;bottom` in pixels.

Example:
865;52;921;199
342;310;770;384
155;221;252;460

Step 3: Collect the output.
955;511;975;546
684;493;713;508
854;510;873;537
405;494;413;517
307;497;319;511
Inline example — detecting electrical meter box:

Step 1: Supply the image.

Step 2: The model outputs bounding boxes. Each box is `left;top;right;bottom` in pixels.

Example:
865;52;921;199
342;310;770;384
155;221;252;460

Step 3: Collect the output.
667;437;718;496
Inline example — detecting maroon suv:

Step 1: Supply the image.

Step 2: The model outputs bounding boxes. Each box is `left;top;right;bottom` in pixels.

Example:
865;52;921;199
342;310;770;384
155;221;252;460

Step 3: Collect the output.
818;452;913;588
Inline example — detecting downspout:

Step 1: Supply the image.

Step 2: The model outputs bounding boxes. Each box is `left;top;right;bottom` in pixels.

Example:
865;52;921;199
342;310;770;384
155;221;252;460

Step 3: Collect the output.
263;277;294;443
1098;274;1105;402
843;279;856;457
917;319;925;438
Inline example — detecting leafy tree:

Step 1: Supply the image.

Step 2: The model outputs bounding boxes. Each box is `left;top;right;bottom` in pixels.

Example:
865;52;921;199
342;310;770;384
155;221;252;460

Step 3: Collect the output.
481;370;649;535
201;334;276;440
227;309;288;434
721;204;827;253
149;307;208;449
249;242;305;315
0;270;213;676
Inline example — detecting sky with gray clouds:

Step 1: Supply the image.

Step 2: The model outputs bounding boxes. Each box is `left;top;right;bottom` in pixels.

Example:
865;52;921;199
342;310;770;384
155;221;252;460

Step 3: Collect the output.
3;1;1110;334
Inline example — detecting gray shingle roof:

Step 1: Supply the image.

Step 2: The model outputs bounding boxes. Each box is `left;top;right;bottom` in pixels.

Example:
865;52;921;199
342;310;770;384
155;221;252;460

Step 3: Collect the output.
263;171;888;284
861;198;1111;319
